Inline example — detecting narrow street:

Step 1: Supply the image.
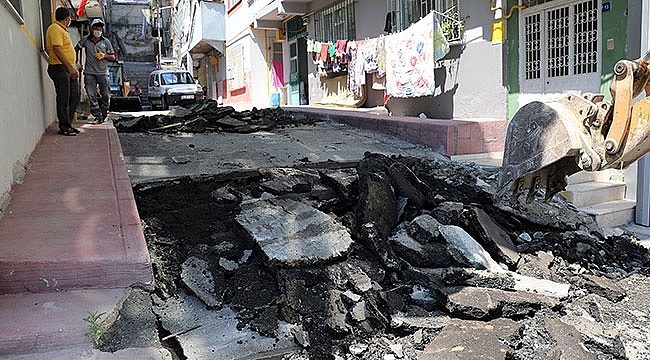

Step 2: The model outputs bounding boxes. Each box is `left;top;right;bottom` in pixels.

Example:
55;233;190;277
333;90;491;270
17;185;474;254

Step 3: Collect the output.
104;106;650;359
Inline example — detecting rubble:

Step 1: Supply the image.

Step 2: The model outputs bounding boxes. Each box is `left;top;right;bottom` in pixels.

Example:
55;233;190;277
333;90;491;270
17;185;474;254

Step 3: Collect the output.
113;100;322;134
107;126;650;359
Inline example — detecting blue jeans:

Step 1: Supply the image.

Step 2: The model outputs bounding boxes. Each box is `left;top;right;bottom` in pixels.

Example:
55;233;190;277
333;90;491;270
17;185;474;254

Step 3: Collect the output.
47;64;80;132
84;73;110;121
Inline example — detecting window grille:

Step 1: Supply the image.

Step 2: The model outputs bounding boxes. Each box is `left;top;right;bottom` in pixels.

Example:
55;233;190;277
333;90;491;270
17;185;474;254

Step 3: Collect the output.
524;13;541;80
521;0;599;83
546;6;569;78
387;0;458;33
573;0;598;75
313;0;355;42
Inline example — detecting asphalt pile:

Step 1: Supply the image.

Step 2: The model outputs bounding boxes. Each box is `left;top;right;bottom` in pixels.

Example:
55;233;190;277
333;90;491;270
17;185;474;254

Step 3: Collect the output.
113;100;320;134
101;146;650;359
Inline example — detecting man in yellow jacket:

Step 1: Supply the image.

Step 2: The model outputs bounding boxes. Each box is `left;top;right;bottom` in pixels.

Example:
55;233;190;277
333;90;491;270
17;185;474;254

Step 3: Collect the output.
46;7;81;136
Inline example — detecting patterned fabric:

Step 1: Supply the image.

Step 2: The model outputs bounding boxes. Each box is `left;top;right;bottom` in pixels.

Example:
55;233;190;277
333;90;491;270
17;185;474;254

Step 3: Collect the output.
346;41;361;97
385;12;436;98
376;37;387;77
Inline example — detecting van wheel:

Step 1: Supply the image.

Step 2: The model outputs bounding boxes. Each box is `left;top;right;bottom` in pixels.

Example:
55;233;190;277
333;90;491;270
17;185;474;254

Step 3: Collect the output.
149;97;157;110
162;95;169;110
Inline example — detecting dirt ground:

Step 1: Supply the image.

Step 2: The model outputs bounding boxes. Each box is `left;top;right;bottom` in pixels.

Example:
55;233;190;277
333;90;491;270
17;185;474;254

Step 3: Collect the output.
104;105;650;360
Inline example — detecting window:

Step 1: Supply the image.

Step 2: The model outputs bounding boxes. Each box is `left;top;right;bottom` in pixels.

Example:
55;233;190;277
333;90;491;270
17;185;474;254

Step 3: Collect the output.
387;0;458;32
313;0;355;42
2;0;23;22
521;0;600;93
7;0;21;15
227;0;242;12
227;44;245;90
161;72;195;85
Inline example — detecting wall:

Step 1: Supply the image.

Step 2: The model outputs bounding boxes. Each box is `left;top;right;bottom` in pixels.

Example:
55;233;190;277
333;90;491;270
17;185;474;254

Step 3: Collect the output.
305;0;506;119
110;3;157;62
0;2;55;211
599;0;628;98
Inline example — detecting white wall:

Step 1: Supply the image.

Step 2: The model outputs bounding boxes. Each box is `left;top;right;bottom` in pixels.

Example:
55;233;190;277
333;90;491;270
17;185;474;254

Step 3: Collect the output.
0;2;55;210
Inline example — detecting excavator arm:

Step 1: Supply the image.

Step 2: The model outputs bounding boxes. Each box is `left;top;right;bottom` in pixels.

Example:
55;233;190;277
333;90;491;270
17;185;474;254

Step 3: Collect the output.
497;51;650;203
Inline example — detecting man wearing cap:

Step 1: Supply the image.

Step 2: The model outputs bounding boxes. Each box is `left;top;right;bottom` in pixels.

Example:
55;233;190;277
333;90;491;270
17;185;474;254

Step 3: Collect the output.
76;18;116;124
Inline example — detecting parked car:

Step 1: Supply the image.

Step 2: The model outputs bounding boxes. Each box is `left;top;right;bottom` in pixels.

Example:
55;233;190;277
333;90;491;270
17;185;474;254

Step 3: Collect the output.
148;69;204;110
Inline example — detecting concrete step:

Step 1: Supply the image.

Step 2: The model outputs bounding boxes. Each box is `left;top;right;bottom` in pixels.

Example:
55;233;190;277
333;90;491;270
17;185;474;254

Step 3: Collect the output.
581;199;636;228
0;288;127;357
560;181;626;207
566;169;617;185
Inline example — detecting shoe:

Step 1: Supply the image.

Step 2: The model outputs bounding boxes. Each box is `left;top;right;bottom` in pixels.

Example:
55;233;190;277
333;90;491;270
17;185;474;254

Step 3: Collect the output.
57;130;77;136
70;127;80;134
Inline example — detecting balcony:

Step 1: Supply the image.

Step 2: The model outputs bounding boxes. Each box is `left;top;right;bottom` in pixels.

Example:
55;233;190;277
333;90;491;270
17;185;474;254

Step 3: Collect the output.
252;0;311;29
174;1;226;56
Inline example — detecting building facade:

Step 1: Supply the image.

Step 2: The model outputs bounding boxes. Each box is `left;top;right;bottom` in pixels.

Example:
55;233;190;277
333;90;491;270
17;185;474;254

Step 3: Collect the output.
214;0;508;119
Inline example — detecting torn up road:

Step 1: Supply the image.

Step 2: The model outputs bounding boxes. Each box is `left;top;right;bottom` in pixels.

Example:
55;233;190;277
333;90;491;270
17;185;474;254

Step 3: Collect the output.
106;103;650;360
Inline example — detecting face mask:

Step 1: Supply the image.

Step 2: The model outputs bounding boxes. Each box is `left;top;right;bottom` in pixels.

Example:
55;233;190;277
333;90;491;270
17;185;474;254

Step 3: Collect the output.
93;30;102;38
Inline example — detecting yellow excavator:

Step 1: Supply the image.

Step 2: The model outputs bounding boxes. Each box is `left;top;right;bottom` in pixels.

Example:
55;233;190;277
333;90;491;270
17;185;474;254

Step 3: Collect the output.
498;51;650;203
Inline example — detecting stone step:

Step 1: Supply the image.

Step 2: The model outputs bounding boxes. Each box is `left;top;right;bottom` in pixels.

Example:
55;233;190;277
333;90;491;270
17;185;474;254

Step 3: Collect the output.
566;169;618;185
0;289;127;357
560;181;626;208
581;199;636;229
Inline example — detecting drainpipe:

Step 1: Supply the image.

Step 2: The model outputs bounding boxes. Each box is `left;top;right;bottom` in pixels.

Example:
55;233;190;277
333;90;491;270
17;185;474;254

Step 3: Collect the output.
636;0;650;226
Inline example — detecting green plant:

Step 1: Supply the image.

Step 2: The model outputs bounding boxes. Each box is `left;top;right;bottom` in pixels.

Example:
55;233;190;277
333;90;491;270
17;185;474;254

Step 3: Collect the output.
441;11;465;41
83;311;107;347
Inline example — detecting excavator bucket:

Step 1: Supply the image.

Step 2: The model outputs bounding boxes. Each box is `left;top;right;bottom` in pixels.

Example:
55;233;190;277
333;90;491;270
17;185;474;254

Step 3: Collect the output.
497;99;593;203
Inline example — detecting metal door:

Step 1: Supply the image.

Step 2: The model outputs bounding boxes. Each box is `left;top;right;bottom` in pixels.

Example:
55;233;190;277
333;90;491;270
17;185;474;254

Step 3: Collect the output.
289;41;299;105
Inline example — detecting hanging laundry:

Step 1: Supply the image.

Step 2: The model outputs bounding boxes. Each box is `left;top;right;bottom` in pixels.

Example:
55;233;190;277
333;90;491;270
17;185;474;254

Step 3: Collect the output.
307;39;315;53
433;18;450;61
347;38;379;98
385;12;436;98
335;40;347;59
376;37;387;77
320;43;329;62
346;41;362;97
271;60;284;88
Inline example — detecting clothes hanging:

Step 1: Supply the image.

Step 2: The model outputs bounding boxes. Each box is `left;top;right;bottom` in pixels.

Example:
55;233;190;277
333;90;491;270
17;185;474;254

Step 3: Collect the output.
385;12;436;98
271;60;284;88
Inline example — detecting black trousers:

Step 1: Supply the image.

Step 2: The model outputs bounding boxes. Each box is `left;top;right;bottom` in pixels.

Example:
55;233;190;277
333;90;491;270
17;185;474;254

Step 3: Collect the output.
47;64;80;132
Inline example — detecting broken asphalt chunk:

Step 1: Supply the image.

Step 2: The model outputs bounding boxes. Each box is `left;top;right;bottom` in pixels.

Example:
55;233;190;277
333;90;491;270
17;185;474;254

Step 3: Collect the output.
236;198;353;266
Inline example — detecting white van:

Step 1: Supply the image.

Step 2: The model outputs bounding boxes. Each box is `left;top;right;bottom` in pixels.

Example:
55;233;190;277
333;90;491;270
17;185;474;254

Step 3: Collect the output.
148;69;204;110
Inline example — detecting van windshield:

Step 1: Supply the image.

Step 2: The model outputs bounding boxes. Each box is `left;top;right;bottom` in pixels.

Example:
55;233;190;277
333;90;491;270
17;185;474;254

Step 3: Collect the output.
160;72;195;85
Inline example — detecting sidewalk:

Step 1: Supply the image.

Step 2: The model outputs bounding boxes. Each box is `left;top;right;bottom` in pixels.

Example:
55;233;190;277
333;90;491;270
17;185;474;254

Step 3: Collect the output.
0;121;157;358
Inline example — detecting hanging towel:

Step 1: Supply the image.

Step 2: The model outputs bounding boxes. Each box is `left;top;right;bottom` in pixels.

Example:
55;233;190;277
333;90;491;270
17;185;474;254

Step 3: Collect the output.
271;60;284;88
320;43;329;62
328;43;337;58
385;12;436;98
